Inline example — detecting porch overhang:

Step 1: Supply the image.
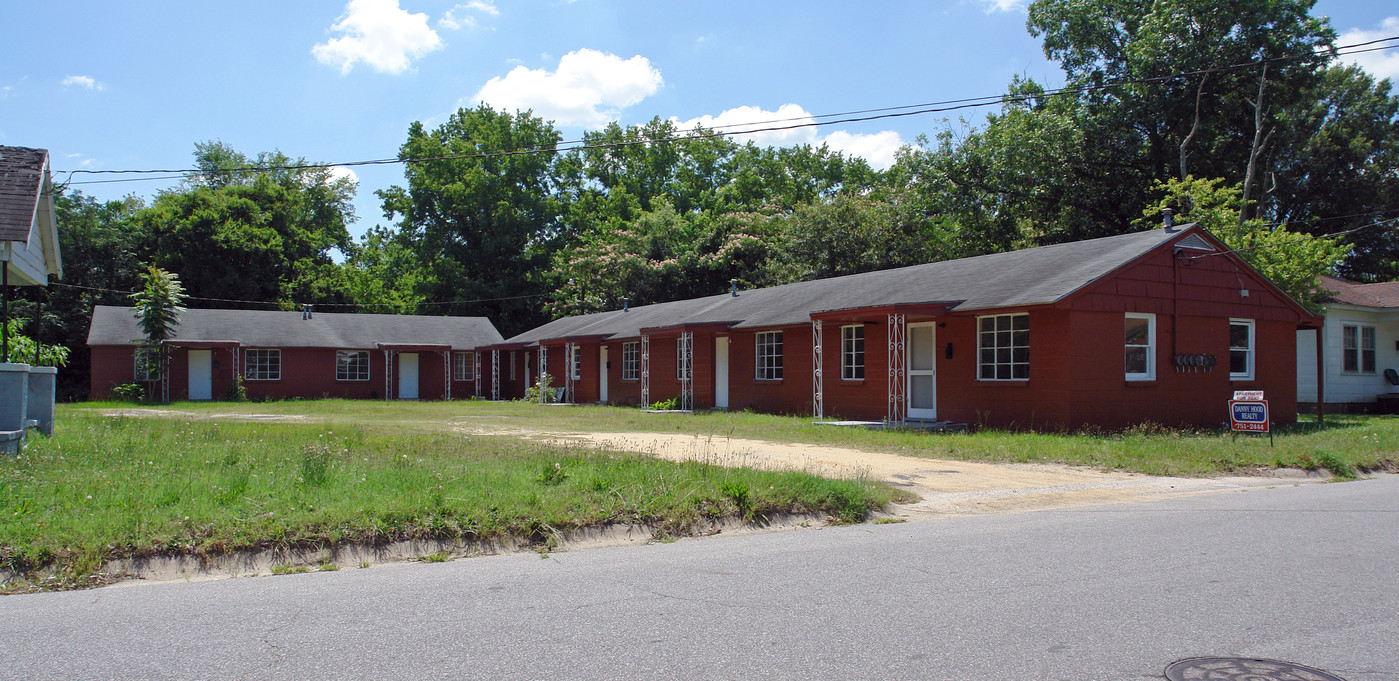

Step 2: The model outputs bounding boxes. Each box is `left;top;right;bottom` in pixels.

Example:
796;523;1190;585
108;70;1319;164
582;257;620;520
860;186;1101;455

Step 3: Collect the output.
374;343;452;352
810;301;960;323
162;339;241;349
540;333;613;345
639;321;738;337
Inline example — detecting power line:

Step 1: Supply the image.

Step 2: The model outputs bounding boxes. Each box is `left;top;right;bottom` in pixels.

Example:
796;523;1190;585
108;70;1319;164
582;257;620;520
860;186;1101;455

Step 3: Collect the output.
48;281;548;311
56;36;1399;189
1183;217;1397;262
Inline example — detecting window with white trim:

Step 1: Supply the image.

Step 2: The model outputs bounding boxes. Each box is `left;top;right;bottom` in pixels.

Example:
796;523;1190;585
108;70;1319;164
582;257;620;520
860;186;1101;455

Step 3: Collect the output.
1124;313;1155;380
1343;324;1376;373
676;336;692;380
245;349;281;381
336;350;370;381
571;345;581;380
622;342;639;380
841;325;865;380
453;351;475;381
978;314;1029;380
756;331;783;380
134;348;159;381
1228;320;1254;380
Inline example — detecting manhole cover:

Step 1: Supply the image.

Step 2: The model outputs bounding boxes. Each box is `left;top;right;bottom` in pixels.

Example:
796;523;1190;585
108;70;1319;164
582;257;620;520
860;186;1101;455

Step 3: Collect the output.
1164;657;1347;681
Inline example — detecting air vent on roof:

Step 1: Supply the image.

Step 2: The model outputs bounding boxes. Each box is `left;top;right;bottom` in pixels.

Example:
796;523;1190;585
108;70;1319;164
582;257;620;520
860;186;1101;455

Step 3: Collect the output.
1175;234;1214;251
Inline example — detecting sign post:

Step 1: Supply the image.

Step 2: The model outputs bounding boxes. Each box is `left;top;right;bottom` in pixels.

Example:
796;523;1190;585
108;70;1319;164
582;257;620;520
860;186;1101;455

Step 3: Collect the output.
1229;391;1271;445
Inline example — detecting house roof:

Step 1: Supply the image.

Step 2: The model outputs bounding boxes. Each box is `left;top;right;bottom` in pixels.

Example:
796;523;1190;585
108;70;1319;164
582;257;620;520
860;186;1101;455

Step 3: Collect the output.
87;306;504;349
1317;275;1399;309
0;146;49;243
506;225;1204;344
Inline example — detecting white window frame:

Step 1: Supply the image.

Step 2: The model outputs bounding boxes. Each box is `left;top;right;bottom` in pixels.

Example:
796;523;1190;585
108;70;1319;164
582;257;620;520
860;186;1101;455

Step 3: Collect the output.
1228;319;1254;381
756;331;783;381
977;313;1030;381
1343;324;1377;374
453;351;475;381
676;336;692;380
622;342;639;380
244;349;281;381
571;345;581;381
841;325;865;380
1124;313;1155;381
336;350;370;382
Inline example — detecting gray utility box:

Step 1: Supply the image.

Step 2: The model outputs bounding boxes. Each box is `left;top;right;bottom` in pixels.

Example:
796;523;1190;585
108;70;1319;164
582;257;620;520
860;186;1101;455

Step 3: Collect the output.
0;363;57;452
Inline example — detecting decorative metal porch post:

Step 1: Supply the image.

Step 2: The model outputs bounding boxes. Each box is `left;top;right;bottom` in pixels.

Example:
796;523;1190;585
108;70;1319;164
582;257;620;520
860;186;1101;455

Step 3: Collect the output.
640;334;650;409
679;331;693;411
384;350;395;402
443;350;452;400
886;313;906;424
564;342;575;404
812;320;823;421
491;349;499;400
538;346;548;404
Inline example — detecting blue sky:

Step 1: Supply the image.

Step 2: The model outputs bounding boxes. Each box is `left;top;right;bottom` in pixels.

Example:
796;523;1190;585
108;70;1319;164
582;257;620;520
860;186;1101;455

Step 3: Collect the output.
3;1;1396;238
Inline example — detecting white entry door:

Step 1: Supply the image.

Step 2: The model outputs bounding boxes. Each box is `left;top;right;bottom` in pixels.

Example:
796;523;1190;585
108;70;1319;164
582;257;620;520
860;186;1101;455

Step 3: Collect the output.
906;322;937;420
599;346;609;403
188;350;212;401
399;353;419;399
714;337;730;409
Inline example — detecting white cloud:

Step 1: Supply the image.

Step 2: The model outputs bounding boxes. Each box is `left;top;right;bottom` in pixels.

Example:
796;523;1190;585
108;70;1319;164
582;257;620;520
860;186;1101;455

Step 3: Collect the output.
1339;17;1399;82
439;1;497;29
822;130;905;169
673;104;905;169
472;49;663;127
328;165;360;185
978;0;1025;12
313;0;443;75
62;75;103;91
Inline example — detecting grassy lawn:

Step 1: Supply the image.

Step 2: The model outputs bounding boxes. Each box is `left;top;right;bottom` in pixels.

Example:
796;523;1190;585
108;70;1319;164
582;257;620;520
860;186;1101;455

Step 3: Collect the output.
76;398;1399;477
7;399;1393;591
1;406;905;591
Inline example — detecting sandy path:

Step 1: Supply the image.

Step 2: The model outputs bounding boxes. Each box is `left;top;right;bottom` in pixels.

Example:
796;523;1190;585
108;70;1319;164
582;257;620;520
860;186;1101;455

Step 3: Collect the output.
458;424;1324;518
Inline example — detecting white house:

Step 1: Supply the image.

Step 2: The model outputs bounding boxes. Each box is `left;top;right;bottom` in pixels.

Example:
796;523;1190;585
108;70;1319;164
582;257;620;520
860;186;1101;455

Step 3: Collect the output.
1297;275;1399;412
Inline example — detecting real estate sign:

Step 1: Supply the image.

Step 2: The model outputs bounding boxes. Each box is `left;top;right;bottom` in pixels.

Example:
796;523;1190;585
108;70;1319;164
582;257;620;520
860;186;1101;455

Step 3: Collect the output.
1229;399;1270;433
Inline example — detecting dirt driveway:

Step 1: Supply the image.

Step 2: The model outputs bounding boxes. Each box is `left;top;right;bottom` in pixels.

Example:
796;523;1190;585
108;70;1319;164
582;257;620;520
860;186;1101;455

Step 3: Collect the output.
454;421;1324;519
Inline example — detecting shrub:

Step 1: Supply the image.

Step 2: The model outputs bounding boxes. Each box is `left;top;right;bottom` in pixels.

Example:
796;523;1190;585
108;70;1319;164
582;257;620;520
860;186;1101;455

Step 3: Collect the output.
110;383;145;403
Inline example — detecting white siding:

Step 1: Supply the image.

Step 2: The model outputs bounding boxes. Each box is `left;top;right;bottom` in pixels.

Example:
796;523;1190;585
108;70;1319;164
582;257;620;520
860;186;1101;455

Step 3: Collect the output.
1298;306;1399;404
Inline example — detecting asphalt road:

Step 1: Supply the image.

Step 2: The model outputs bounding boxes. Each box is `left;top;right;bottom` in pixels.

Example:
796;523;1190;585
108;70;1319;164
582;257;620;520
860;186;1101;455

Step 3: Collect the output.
2;476;1395;680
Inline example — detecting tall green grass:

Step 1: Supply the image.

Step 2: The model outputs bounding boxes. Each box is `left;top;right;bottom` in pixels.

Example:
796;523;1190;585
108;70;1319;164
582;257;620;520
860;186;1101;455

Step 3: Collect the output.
77;400;1399;478
2;414;901;588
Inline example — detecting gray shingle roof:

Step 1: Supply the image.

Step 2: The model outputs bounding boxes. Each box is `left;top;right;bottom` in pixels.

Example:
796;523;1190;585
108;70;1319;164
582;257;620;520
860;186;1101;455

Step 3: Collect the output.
507;226;1193;343
0;146;48;243
88;306;504;349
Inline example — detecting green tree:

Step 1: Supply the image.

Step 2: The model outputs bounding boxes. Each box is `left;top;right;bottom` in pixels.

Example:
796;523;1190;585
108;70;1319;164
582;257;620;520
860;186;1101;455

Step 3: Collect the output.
131;266;187;402
340;226;428;315
545;201;777;317
380;105;562;336
767;191;954;284
1139;177;1348;309
137;142;355;308
35;190;146;400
